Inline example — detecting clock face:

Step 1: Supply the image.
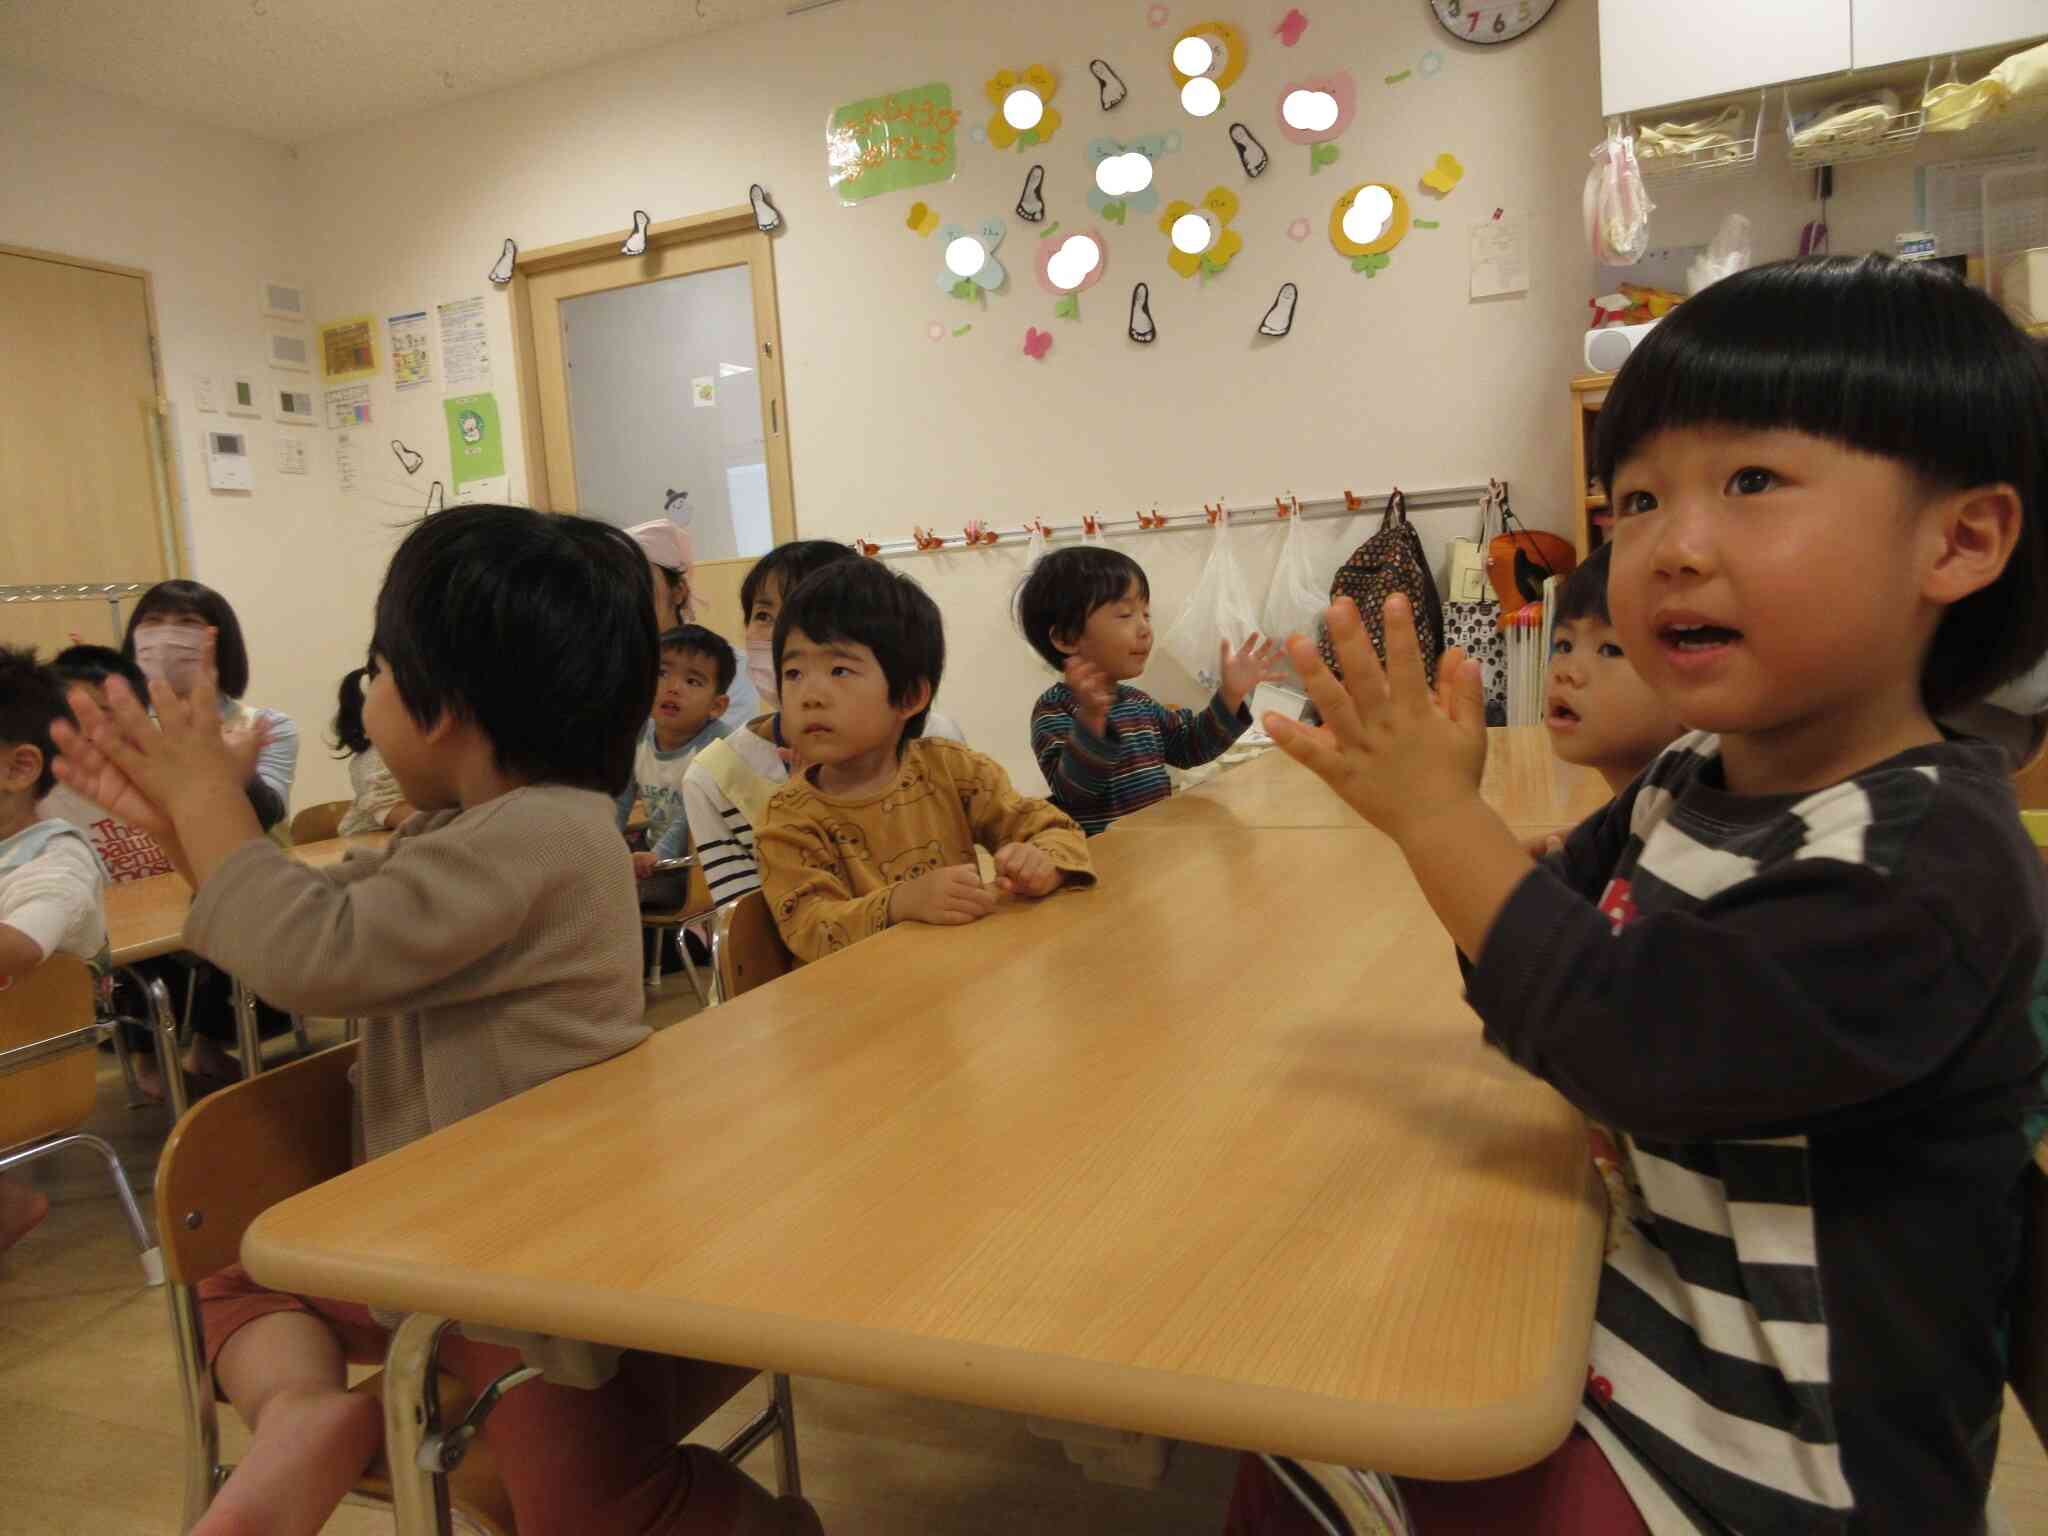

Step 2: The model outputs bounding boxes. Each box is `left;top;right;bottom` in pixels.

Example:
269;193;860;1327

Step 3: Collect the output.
1429;0;1558;44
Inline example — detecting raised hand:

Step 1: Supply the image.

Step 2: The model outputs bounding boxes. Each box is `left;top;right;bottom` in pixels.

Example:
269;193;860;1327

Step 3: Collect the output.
1217;632;1286;712
1262;595;1488;839
992;841;1061;898
1063;655;1117;738
889;862;998;927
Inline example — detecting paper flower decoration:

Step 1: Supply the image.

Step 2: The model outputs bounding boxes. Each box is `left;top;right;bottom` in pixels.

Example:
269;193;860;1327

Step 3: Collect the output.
1037;230;1109;317
1170;21;1249;90
1421;152;1464;195
1088;133;1178;222
937;217;1008;299
1160;186;1244;279
1278;72;1356;176
1330;182;1410;272
987;65;1062;150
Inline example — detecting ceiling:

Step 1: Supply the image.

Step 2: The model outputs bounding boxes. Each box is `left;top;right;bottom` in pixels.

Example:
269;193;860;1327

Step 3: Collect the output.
0;0;802;145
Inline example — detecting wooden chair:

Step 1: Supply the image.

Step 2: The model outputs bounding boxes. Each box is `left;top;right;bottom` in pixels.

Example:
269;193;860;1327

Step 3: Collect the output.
289;800;351;846
0;953;162;1283
641;848;716;1004
710;891;794;1002
155;1042;515;1534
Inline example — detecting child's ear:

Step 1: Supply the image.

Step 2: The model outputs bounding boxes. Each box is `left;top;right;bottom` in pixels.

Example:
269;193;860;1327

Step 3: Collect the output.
1050;626;1081;658
897;678;935;721
2;742;43;794
1922;483;2024;606
709;693;730;719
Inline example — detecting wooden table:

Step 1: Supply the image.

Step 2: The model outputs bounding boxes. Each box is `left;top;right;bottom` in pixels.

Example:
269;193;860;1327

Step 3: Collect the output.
1123;726;1611;837
246;822;1603;1515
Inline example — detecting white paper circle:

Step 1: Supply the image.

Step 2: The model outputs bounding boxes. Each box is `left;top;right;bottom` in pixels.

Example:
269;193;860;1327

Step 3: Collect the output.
1180;76;1222;116
944;235;988;278
1170;212;1215;255
1282;89;1340;133
1094;150;1155;199
1342;186;1396;246
1172;35;1215;75
1046;234;1103;291
1002;88;1045;131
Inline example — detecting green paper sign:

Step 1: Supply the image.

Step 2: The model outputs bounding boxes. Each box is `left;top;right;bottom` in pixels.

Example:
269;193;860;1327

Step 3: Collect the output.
828;83;960;205
443;393;504;488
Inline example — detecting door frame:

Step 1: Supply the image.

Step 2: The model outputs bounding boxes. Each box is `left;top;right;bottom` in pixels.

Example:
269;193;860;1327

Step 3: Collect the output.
509;206;796;640
0;243;186;589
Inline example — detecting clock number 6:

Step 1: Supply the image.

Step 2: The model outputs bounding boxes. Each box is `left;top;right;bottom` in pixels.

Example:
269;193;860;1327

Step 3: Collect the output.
1494;11;1506;30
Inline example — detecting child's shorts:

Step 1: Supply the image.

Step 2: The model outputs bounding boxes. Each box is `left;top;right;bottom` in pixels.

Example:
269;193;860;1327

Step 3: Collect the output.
197;1262;386;1379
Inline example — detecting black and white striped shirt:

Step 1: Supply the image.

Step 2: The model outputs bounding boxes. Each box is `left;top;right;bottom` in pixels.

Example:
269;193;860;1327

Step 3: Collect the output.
1468;732;2046;1534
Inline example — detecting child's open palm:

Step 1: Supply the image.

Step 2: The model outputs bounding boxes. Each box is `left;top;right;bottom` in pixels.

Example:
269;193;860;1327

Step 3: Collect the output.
1218;633;1286;711
1264;595;1487;837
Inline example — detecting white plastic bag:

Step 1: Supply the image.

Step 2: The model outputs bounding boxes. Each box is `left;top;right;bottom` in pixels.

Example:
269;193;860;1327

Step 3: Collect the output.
1164;511;1261;691
1686;212;1752;294
1585;120;1653;266
1024;518;1050;568
1261;506;1328;654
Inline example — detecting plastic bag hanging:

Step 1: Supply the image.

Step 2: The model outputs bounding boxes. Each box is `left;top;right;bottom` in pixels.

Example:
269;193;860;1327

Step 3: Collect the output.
1164;507;1261;691
1024;518;1050;569
1585;119;1653;266
1261;501;1329;666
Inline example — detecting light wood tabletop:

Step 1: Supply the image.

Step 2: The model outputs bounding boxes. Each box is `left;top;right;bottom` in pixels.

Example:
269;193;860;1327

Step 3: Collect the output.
245;825;1603;1479
1122;726;1611;836
104;833;389;966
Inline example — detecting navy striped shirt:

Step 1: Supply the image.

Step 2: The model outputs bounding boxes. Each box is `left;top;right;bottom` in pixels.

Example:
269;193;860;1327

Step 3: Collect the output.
1468;732;2047;1534
1031;682;1248;835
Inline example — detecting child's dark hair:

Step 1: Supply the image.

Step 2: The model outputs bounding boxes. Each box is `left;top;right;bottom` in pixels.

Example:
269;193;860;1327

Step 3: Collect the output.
50;643;148;701
331;667;372;758
740;540;860;620
0;646;71;798
372;505;657;796
1014;546;1151;670
774;560;943;744
1595;254;2048;714
122;580;253;698
663;624;738;696
1553;541;1613;629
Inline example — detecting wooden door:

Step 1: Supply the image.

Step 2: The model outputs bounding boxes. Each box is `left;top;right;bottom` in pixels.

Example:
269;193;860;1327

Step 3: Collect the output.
0;246;179;659
511;208;796;654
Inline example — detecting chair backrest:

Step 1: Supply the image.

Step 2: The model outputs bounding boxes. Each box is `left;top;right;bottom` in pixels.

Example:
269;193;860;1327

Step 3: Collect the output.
290;800;350;846
154;1041;357;1285
712;891;792;1000
0;953;97;1149
640;841;718;926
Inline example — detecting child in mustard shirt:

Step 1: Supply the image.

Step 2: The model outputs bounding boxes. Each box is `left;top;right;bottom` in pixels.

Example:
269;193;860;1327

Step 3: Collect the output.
756;560;1093;963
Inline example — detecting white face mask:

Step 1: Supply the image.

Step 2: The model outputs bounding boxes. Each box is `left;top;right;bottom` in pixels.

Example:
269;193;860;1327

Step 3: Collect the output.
745;639;777;706
133;626;210;696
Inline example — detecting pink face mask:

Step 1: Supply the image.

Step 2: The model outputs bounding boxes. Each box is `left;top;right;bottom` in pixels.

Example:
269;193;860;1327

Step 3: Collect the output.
132;626;210;695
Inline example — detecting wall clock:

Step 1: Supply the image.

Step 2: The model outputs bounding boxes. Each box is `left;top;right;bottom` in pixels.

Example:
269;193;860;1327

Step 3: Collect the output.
1429;0;1558;43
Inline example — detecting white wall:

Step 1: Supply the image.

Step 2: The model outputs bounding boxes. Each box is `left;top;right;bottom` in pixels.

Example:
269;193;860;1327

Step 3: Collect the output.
284;0;1606;791
0;65;361;803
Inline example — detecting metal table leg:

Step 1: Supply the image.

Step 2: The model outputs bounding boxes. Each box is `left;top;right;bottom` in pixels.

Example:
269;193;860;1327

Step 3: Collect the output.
382;1313;457;1536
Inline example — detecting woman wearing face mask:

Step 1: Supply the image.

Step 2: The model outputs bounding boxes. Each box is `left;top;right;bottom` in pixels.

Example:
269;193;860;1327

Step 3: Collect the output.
115;580;301;1096
624;517;762;732
680;540;965;909
122;581;300;827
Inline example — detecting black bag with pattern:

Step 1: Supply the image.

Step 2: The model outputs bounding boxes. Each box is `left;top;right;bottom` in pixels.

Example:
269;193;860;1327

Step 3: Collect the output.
1321;488;1446;686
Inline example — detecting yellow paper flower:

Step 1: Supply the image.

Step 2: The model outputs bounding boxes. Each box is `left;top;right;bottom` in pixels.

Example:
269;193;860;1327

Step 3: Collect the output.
1170;22;1249;90
1420;152;1464;195
1160;186;1244;279
986;65;1062;150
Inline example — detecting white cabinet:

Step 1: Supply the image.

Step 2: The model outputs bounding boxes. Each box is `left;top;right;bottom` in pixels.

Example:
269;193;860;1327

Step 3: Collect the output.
1599;0;1851;117
1851;1;2048;70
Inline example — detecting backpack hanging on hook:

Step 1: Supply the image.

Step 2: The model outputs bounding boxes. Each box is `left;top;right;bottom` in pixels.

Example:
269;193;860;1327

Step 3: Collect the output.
1322;488;1446;687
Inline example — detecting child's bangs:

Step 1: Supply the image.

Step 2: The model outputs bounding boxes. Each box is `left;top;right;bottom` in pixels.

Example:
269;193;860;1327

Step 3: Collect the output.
1593;256;2039;504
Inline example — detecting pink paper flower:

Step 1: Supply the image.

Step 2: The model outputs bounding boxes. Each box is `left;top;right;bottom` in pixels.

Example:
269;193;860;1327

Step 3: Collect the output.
1276;72;1356;145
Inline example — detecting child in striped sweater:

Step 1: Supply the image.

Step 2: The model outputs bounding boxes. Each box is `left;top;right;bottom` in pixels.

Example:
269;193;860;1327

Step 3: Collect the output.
1020;546;1282;834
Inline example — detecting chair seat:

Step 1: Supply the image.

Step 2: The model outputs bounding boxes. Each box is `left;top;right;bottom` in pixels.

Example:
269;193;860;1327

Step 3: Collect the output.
349;1370;517;1535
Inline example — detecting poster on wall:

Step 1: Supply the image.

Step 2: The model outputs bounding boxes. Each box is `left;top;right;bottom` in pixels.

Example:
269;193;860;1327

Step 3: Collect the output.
324;383;373;430
444;393;505;488
438;296;494;392
317;315;378;382
335;429;362;493
828;82;960;205
387;310;434;392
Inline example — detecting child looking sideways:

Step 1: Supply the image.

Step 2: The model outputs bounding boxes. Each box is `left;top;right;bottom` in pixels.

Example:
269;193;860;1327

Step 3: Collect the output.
756;559;1092;963
1019;545;1282;834
617;624;734;905
54;506;818;1536
1544;542;1687;796
1253;256;2048;1534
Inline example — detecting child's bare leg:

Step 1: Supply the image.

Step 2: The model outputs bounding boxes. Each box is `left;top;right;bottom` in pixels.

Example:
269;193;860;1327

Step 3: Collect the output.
193;1311;383;1536
0;1173;48;1255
